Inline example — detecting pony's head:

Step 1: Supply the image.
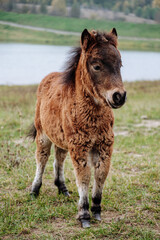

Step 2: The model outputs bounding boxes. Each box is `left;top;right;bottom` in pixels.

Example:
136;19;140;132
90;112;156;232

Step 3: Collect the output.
80;28;126;109
63;28;126;109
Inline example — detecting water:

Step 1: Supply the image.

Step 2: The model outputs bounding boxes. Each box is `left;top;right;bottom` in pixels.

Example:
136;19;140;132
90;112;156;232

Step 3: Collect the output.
0;43;160;85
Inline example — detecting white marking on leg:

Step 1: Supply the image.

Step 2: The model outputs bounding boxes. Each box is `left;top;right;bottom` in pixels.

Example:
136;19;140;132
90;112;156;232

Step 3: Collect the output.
92;179;103;199
78;185;88;206
77;184;89;218
32;133;51;192
32;163;44;190
53;158;65;183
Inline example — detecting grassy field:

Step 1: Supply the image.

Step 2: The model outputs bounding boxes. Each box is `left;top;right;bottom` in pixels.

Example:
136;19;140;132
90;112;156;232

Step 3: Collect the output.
0;81;160;239
1;11;160;39
0;11;160;51
1;24;160;51
0;24;79;46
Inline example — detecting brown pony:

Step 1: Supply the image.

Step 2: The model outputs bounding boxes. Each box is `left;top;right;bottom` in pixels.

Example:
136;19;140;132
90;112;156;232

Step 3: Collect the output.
29;28;126;228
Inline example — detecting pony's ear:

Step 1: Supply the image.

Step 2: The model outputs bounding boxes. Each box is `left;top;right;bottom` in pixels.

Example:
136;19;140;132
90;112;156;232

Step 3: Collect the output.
81;29;91;50
111;28;118;37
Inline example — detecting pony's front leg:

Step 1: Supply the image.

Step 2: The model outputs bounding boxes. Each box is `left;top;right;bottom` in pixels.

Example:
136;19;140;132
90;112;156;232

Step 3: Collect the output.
54;145;69;196
69;146;91;228
91;149;112;221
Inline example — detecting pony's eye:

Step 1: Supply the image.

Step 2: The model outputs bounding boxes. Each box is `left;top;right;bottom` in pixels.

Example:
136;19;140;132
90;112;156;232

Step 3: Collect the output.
93;65;101;71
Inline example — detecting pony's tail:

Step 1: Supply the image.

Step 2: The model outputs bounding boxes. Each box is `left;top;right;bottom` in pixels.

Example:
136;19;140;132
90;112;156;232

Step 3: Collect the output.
27;123;37;141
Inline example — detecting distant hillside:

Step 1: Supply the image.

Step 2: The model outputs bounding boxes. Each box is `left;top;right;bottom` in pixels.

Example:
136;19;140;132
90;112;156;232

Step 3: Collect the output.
0;0;160;23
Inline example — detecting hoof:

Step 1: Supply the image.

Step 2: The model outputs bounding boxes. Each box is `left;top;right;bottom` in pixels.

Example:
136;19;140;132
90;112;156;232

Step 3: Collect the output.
59;190;70;197
80;219;90;228
93;213;101;221
30;183;41;198
30;192;38;199
63;191;70;197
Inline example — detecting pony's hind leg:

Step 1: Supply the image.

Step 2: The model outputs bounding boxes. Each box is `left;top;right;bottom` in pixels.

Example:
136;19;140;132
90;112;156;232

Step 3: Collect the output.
54;145;69;196
31;133;52;197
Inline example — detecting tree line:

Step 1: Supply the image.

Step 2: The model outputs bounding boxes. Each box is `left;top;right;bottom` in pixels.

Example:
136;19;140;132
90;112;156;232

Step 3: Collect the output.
0;0;160;21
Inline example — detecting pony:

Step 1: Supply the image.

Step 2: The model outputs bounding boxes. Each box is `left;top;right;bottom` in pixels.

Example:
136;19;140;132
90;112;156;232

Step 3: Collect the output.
29;28;126;228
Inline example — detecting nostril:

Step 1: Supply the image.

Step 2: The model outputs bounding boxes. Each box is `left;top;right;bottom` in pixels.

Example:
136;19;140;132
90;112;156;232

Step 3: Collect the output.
113;92;122;104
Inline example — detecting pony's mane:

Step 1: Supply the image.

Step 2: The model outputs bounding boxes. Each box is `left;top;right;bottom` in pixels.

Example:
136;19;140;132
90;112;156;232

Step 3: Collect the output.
102;32;118;48
62;47;82;86
62;31;117;86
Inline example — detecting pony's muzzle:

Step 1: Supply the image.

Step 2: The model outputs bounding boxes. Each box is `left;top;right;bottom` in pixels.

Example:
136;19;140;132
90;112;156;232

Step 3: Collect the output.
112;91;127;108
106;90;127;109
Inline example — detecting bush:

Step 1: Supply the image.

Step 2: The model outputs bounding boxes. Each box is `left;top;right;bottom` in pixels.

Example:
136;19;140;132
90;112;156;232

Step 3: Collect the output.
31;4;36;14
21;5;29;14
142;6;153;19
51;0;66;16
1;0;13;12
154;8;160;22
135;7;143;17
40;1;47;14
70;0;80;18
124;7;130;15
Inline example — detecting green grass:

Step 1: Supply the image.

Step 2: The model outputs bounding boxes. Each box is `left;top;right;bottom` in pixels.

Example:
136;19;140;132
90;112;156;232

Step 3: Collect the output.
0;24;160;51
1;11;160;39
0;81;160;239
0;24;79;46
0;11;160;51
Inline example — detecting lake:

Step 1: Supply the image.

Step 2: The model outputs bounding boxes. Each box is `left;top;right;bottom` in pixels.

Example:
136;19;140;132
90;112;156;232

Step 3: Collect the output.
0;43;160;85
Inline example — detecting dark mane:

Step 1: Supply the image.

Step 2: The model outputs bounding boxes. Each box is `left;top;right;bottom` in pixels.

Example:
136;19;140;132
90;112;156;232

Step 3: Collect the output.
62;47;82;86
96;31;117;48
103;32;118;48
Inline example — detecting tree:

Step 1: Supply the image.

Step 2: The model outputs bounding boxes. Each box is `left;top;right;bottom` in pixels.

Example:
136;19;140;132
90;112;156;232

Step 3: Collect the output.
31;4;36;13
112;2;123;12
123;0;130;14
142;5;152;19
71;0;80;18
154;8;160;22
135;6;143;17
8;0;13;11
123;0;129;11
51;0;66;16
152;0;160;8
40;0;47;14
1;0;13;11
21;5;29;13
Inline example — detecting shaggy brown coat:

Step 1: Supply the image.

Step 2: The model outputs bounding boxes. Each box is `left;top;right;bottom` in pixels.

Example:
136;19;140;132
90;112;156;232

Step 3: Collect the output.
30;28;126;228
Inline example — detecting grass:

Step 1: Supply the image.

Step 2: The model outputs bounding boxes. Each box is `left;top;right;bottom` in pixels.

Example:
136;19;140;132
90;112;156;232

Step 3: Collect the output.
0;81;160;239
0;11;160;51
0;24;160;51
0;24;79;46
1;11;160;39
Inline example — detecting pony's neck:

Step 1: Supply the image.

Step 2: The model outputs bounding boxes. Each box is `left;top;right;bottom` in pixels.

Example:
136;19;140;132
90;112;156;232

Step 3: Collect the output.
75;54;93;98
75;62;91;101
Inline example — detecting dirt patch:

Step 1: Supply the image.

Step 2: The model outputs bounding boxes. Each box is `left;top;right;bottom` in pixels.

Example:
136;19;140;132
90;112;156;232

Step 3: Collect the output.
113;167;140;177
135;119;160;129
114;119;160;137
114;150;143;159
124;166;141;172
29;217;82;240
102;211;126;223
126;152;142;158
13;138;29;148
114;130;129;136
